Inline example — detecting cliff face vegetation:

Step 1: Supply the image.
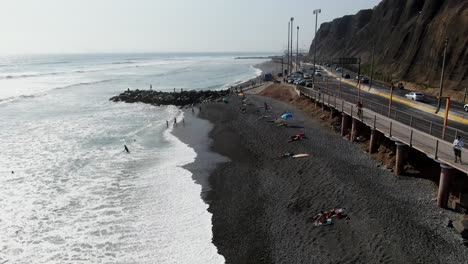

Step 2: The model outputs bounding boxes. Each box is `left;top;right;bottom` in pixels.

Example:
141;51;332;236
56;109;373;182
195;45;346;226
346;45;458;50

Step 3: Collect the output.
310;0;468;92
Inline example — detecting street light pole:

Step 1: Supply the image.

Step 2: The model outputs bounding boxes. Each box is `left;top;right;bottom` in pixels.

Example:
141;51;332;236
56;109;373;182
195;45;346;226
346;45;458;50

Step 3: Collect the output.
290;17;294;73
464;86;467;104
313;9;321;85
281;56;284;77
388;83;394;117
296;26;299;72
436;37;449;113
369;42;376;90
438;96;451;140
287;21;290;75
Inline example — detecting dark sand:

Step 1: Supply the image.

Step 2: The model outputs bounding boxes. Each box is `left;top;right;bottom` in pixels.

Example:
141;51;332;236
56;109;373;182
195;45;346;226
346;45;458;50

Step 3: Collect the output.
173;86;468;263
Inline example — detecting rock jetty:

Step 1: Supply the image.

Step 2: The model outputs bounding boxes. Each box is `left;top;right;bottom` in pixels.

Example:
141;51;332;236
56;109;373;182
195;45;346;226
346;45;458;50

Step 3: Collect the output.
109;89;230;107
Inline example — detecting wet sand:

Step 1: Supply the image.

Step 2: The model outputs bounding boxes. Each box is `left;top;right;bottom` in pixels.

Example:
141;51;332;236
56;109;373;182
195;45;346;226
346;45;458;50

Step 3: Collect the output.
173;84;468;263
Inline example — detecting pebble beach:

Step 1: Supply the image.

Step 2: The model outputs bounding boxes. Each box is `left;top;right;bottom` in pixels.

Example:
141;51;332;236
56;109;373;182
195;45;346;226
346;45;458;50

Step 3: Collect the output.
173;78;468;263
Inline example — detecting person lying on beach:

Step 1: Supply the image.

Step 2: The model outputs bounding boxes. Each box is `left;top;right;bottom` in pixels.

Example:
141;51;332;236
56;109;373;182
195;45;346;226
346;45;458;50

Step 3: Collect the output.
309;208;349;226
288;133;306;142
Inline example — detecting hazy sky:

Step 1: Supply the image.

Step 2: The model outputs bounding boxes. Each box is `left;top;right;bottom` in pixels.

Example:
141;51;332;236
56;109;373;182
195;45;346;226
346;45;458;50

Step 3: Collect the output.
0;0;381;54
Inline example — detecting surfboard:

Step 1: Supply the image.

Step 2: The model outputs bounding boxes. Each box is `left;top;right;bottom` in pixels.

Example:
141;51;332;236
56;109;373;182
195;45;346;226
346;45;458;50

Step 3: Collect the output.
292;154;310;158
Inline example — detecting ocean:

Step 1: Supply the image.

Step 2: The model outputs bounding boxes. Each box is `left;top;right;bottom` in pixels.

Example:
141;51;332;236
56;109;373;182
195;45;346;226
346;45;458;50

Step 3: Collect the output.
0;53;268;263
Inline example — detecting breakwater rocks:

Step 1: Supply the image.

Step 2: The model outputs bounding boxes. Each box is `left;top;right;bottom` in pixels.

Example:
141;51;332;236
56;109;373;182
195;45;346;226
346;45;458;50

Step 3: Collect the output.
109;89;230;107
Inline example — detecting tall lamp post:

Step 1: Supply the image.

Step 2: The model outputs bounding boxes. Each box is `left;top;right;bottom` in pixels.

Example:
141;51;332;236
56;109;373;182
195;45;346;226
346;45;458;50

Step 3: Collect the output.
388;83;394;117
296;26;299;72
438;96;451;140
369;42;376;90
312;9;321;84
287;21;290;75
436;37;449;114
290;17;294;73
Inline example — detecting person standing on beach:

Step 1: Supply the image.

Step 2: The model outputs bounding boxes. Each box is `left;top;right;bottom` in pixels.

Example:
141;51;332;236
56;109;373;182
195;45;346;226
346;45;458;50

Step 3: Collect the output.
124;145;130;153
166;120;169;128
453;136;464;163
174;117;177;125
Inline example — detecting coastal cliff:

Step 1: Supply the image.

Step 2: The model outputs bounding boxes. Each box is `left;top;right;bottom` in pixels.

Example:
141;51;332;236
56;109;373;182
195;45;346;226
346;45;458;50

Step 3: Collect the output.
310;0;468;92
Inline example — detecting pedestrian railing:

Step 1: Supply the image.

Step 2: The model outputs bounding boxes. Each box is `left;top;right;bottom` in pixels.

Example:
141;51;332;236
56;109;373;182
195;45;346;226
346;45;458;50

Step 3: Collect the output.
296;85;468;174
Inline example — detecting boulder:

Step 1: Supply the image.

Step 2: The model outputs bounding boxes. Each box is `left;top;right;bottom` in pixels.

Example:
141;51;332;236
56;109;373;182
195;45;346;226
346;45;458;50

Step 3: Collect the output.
110;89;230;107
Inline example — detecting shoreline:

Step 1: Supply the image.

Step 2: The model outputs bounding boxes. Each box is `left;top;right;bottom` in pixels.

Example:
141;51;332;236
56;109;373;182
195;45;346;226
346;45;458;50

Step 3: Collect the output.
170;59;280;262
172;82;468;263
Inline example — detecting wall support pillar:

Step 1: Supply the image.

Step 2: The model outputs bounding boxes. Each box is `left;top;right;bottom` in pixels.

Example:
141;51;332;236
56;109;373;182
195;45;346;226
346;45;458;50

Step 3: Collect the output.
437;164;453;208
350;118;359;142
341;114;352;137
394;141;407;176
369;129;380;154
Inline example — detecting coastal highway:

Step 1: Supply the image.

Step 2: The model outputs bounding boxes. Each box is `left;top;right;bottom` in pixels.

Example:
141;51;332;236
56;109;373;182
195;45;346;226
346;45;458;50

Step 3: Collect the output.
299;71;468;142
301;63;468;116
338;71;467;114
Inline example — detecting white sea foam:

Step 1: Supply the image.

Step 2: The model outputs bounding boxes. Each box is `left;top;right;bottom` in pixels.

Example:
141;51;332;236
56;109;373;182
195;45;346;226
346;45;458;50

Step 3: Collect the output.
0;53;267;263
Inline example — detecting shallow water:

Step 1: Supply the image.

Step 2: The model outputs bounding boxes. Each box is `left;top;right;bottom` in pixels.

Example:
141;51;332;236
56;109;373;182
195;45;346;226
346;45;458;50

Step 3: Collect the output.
0;53;267;263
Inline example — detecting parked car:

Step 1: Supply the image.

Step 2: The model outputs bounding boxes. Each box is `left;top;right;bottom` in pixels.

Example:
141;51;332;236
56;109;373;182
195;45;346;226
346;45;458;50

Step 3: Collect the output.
315;72;322;77
362;78;370;84
263;73;273;82
464;104;468;112
355;75;363;81
306;82;313;88
344;73;351;79
405;92;425;101
293;78;304;85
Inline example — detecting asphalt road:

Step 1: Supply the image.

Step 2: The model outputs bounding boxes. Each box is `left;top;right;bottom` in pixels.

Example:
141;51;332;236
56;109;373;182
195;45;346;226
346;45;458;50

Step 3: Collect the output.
325;66;467;114
298;70;468;143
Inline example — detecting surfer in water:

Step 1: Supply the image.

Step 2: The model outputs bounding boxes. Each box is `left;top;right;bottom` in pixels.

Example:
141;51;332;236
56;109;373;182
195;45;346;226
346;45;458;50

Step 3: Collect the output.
124;145;130;153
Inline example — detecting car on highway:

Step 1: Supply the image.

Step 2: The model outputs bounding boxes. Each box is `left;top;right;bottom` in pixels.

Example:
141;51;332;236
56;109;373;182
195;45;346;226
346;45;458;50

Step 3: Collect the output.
464;104;468;112
344;73;351;79
405;92;425;102
362;77;370;84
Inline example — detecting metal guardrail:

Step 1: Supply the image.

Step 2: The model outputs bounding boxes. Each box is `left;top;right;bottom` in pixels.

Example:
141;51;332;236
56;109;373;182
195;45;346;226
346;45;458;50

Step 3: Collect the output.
298;83;468;145
296;85;468;174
